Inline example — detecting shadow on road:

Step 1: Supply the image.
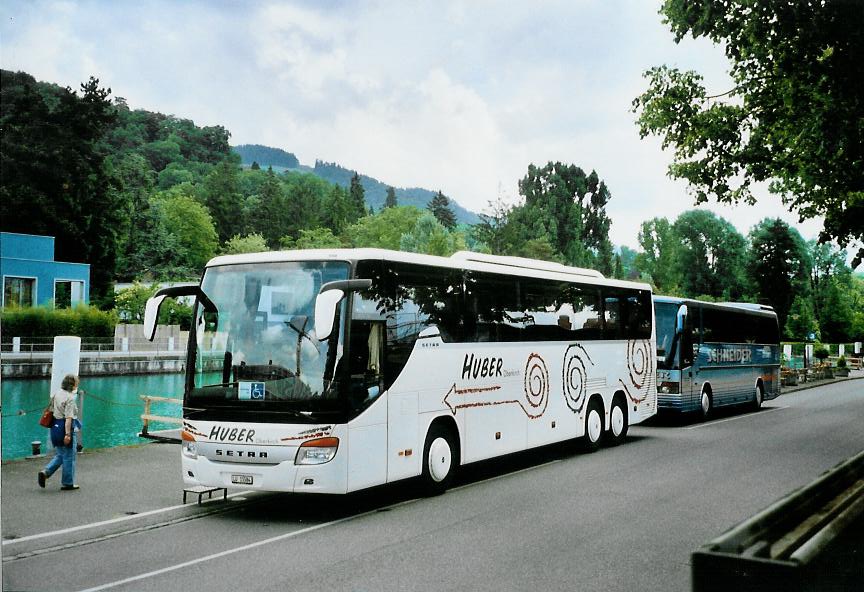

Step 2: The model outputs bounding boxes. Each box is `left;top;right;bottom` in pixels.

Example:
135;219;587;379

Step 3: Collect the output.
219;433;656;525
644;403;779;428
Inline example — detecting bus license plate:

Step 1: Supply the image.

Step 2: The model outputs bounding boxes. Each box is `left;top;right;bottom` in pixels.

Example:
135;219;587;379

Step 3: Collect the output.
231;474;253;485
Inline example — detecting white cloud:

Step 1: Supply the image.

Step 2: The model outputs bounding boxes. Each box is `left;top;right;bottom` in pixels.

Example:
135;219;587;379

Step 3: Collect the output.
1;0;847;257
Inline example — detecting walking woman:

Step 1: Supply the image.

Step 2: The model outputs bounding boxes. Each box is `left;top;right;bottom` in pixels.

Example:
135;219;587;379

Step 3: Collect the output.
38;374;81;491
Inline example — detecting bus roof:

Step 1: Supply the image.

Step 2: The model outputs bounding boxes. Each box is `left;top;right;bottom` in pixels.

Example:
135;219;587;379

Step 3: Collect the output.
206;248;652;292
653;295;776;317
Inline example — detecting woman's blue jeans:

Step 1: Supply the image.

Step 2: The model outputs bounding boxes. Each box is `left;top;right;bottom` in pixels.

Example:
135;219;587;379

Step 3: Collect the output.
44;433;76;486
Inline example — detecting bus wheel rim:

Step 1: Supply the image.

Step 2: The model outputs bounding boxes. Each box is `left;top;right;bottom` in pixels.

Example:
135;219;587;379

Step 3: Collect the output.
701;392;710;414
587;409;602;442
428;437;452;482
611;406;624;436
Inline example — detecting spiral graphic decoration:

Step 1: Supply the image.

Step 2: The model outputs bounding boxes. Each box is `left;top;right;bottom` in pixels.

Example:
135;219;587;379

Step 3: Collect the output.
523;353;549;418
562;344;594;413
624;339;654;403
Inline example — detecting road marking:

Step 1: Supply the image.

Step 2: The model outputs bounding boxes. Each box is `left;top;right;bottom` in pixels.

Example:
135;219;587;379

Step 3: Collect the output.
75;457;567;590
2;491;256;546
75;503;405;592
683;405;789;430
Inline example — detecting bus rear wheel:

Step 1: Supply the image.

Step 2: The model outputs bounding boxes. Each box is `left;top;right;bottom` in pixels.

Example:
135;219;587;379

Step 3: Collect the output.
420;424;458;495
583;399;604;452
606;397;628;447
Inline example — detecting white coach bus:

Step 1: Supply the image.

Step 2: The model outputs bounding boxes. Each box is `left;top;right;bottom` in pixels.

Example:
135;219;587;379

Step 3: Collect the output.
144;249;657;494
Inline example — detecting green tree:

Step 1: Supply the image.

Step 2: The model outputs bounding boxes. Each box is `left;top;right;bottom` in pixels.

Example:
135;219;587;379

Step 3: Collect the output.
321;185;354;235
199;159;243;243
515;163;614;272
400;212;465;256
151;187;218;273
223;233;269;255
785;295;819;342
633;0;864;267
746;218;810;332
349;172;367;219
346;206;423;250
281;227;344;250
384;186;398;208
249;169;290;248
636;217;681;293
113;153;156;281
427;191;457;229
809;242;855;342
672;210;747;299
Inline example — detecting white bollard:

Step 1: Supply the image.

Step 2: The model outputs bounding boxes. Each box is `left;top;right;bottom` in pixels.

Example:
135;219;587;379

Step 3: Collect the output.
805;344;814;367
168;336;175;351
51;336;81;395
838;344;845;358
783;344;792;361
856;342;862;354
122;337;129;352
13;336;21;353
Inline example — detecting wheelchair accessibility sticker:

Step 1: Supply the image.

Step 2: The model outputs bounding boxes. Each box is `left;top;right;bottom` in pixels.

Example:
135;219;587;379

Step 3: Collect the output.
238;381;266;400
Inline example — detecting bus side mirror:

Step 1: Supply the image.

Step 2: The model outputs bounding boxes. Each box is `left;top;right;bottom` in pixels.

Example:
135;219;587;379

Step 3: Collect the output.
676;304;688;334
314;290;345;341
314;279;373;341
143;295;167;342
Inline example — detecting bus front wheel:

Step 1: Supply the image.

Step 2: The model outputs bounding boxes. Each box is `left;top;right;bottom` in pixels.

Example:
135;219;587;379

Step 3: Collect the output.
421;424;458;495
753;383;764;410
699;388;712;421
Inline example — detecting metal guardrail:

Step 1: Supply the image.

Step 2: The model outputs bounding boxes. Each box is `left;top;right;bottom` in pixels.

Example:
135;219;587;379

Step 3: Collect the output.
692;450;864;591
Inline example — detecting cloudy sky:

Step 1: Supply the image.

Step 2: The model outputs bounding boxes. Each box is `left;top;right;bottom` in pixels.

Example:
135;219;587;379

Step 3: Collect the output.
1;0;830;251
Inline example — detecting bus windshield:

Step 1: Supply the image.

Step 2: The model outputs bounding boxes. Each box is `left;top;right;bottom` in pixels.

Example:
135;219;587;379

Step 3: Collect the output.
188;260;350;418
655;301;679;369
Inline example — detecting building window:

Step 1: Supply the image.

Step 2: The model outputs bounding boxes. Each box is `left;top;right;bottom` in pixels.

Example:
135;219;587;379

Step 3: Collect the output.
4;277;35;307
55;280;84;309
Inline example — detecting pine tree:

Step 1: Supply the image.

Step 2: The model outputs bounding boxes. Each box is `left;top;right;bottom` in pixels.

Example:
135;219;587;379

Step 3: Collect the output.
349;172;367;219
384;186;398;208
428;190;457;229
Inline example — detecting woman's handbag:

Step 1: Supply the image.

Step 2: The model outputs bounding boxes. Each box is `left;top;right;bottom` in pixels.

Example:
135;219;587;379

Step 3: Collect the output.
38;395;55;427
38;407;54;427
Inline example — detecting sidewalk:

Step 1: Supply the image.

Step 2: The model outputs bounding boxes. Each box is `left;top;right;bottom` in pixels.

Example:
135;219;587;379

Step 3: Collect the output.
781;368;864;395
1;441;253;560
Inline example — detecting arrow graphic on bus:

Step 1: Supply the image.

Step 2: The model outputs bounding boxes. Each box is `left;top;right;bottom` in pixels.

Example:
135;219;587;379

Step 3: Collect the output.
443;383;515;415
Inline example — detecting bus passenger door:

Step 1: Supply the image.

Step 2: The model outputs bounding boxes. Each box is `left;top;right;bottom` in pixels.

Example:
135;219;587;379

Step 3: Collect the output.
680;313;697;406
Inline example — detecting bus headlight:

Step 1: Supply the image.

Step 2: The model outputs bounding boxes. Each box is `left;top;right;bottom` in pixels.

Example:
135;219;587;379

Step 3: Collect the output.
181;430;198;459
182;441;198;459
295;437;339;465
659;381;680;394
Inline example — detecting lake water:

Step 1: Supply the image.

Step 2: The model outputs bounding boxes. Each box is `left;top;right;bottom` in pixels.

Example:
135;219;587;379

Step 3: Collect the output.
2;373;186;460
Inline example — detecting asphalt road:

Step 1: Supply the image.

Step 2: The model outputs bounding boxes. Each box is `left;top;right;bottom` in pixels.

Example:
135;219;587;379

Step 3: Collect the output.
4;380;863;592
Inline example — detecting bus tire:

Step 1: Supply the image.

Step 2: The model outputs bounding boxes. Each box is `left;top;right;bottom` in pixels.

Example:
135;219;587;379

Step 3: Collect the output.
583;398;604;453
421;423;458;495
606;394;629;447
699;387;712;421
753;383;764;410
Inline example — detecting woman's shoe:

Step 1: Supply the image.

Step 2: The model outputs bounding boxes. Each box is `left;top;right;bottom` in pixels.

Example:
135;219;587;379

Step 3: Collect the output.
60;484;80;491
38;471;47;488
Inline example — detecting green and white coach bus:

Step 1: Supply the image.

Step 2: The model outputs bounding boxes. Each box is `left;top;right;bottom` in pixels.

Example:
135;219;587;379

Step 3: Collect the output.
654;296;781;419
144;249;657;494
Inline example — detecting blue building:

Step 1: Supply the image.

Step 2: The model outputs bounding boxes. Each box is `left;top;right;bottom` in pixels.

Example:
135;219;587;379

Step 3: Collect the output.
0;232;90;308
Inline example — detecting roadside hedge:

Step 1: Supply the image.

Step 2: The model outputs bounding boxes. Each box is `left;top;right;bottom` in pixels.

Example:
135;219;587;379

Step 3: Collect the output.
0;305;118;341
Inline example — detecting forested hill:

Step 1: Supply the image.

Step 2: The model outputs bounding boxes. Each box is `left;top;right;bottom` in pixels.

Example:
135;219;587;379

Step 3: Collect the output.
233;144;299;169
231;146;481;225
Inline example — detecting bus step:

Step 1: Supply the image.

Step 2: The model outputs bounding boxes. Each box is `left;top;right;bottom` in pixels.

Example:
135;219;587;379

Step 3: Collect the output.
183;485;227;505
